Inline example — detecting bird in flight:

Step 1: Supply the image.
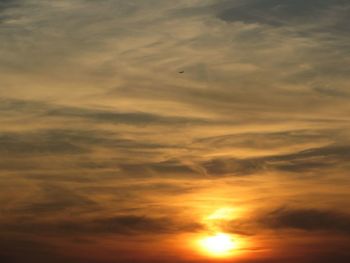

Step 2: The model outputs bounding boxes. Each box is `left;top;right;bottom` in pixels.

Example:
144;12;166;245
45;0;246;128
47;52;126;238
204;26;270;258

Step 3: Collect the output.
179;70;184;74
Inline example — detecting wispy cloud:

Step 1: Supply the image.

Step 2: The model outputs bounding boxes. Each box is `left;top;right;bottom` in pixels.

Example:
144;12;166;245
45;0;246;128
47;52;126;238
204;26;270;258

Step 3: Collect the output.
1;1;350;262
262;206;350;234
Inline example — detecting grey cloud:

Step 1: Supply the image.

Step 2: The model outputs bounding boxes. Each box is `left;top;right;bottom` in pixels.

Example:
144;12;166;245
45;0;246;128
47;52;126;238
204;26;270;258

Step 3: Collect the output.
0;98;56;115
0;130;87;155
48;107;208;126
2;214;203;236
196;130;330;150
0;126;185;176
0;0;16;11
84;215;202;235
0;158;39;171
22;171;116;183
313;86;350;98
0;128;170;157
267;145;350;171
119;160;197;177
218;0;349;29
262;207;350;234
82;182;196;196
215;0;350;78
203;158;262;176
223;206;350;239
269;160;331;173
0;0;17;15
12;184;97;215
201;144;350;176
0;98;209;126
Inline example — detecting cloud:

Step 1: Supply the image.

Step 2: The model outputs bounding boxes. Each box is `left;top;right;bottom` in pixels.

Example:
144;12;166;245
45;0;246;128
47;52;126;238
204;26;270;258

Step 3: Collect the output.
200;144;350;176
2;214;203;237
0;98;210;126
0;130;87;155
119;160;197;177
0;0;17;17
0;0;16;11
47;106;209;126
202;158;263;176
217;0;349;30
0;127;175;158
266;145;350;172
13;184;97;214
313;86;350;98
196;130;330;150
222;206;350;243
0;98;50;113
1;1;350;262
262;207;350;234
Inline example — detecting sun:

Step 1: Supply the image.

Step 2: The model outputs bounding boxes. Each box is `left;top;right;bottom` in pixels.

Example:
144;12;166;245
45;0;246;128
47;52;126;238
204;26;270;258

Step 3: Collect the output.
198;233;237;258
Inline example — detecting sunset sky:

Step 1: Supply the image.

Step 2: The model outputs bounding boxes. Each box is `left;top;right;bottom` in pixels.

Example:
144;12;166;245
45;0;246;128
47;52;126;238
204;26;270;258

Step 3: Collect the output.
1;0;350;262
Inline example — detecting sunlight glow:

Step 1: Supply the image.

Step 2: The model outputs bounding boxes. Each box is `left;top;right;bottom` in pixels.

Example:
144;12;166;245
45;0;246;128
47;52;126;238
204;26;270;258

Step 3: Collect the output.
198;233;237;257
206;207;235;221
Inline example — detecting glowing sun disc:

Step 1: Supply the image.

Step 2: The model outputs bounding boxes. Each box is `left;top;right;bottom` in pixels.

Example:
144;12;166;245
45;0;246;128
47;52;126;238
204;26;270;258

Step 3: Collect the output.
199;233;237;257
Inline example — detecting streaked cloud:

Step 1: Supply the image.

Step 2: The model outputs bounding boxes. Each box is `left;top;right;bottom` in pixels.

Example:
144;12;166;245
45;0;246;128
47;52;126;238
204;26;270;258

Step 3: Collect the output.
263;206;350;234
1;0;350;262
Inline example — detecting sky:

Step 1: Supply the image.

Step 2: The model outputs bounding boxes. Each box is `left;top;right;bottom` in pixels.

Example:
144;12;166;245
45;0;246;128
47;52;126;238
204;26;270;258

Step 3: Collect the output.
1;0;350;262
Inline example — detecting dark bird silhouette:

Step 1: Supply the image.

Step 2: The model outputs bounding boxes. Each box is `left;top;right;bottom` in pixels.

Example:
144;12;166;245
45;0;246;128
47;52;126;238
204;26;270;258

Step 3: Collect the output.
178;70;184;74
